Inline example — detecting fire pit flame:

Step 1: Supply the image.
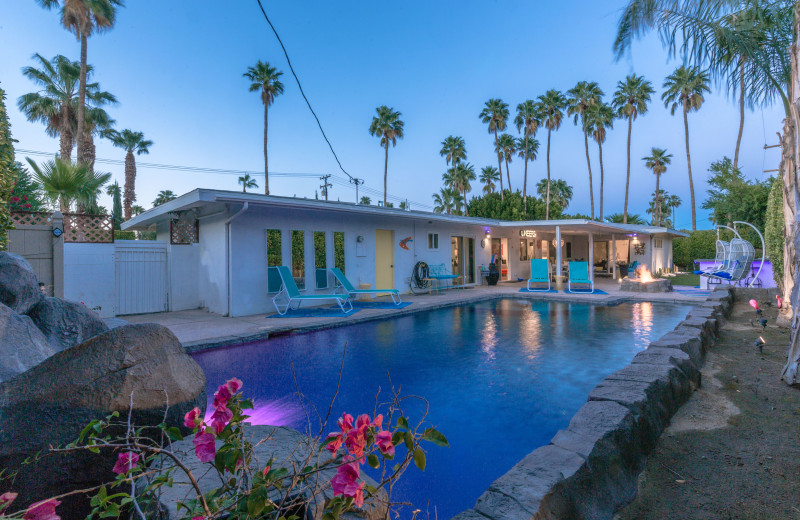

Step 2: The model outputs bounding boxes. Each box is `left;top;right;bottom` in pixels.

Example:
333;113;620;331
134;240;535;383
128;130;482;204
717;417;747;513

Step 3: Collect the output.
639;267;655;283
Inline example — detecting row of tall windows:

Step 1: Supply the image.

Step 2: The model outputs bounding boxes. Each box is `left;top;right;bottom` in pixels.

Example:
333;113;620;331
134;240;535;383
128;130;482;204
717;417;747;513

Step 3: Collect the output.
266;230;345;292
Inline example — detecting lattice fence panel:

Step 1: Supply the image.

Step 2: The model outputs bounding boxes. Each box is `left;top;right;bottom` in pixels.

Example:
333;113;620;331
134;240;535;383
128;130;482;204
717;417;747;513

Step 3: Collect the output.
11;211;52;227
170;218;199;244
63;213;114;243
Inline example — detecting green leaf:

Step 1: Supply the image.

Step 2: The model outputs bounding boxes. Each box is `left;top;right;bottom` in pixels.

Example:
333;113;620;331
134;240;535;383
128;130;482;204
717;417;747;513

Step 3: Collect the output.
403;431;414;451
422;428;449;447
165;426;184;442
367;454;380;469
397;416;409;430
392;463;400;472
413;447;426;471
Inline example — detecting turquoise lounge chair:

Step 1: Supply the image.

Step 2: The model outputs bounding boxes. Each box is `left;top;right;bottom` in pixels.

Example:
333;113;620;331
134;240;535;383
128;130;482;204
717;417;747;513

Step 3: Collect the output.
567;261;594;294
427;263;460;292
329;267;402;305
272;266;353;315
527;259;551;291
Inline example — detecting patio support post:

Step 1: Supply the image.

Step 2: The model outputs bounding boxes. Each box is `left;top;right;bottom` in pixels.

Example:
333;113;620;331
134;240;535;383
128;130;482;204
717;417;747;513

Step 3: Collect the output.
555;226;562;278
588;232;594;282
611;234;617;279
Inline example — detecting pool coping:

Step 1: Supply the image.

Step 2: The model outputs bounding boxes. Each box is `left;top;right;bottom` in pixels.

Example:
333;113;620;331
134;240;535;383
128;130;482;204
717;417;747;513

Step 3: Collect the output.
182;292;702;354
450;286;738;520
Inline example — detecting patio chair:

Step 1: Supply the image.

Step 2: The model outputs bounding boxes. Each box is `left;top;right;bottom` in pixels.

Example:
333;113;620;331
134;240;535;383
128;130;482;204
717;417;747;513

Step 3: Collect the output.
272;265;353;315
567;261;594;294
427;263;460;292
526;259;551;291
329;267;402;305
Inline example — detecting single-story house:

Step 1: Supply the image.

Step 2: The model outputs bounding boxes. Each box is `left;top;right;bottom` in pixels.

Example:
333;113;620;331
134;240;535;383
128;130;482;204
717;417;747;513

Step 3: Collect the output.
118;189;686;317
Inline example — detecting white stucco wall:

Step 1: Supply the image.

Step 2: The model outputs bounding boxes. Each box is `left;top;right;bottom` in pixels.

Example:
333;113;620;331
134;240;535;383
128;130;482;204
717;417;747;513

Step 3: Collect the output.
64;243;116;318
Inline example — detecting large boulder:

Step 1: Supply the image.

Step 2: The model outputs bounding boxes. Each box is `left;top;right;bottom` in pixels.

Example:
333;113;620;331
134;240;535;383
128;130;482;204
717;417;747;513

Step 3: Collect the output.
0;323;206;520
0;252;44;314
0;303;56;383
26;297;109;352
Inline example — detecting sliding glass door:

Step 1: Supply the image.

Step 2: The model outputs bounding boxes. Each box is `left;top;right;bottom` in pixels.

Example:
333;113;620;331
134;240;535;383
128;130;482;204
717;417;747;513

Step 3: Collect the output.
451;236;475;284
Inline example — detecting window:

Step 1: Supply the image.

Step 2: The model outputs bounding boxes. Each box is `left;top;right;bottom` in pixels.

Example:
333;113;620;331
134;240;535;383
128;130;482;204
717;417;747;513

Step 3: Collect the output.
266;229;282;292
519;239;528;261
334;231;345;274
654;238;663;249
314;231;327;289
566;242;572;258
428;233;439;249
291;230;305;290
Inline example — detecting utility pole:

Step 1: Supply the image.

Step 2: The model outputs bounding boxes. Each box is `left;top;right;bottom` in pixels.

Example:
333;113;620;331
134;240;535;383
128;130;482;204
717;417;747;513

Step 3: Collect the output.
350;177;364;203
319;174;332;201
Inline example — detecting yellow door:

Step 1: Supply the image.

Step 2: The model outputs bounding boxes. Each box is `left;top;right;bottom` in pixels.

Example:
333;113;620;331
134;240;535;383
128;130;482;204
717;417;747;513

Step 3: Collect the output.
375;229;394;294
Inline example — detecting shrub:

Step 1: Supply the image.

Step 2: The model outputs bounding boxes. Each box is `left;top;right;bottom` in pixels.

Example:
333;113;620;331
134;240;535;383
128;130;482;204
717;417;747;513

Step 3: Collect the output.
764;175;784;289
0;86;16;251
673;230;723;270
113;230;136;241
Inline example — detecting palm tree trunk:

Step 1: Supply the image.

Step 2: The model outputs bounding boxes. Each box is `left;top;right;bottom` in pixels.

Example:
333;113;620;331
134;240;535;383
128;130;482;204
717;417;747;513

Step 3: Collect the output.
59;130;73;163
80;133;95;174
463;188;469;217
383;142;389;206
598;141;605;221
583;129;595;220
734;58;745;171
523;134;529;213
76;31;88;165
264;102;270;195
546;128;552;220
655;173;661;226
494;129;504;201
504;158;511;192
623;116;632;224
123;150;136;221
683;108;697;231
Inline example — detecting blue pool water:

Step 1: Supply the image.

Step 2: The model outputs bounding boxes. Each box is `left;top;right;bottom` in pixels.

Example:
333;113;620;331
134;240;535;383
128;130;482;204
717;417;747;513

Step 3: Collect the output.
192;299;691;518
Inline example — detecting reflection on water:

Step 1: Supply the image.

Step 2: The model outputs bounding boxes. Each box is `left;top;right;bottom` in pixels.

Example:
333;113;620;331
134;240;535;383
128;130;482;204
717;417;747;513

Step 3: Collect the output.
193;299;691;520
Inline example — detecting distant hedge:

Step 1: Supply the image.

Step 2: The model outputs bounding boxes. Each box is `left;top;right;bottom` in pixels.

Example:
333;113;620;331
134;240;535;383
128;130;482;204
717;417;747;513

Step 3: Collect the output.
673;230;718;270
764;176;784;289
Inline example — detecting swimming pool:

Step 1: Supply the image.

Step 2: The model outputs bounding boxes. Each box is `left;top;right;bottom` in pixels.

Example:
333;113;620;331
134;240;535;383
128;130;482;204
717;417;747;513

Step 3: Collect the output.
192;298;692;518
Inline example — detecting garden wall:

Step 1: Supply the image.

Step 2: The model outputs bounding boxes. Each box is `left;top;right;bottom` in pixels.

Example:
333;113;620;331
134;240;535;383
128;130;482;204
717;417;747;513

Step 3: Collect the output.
452;287;733;520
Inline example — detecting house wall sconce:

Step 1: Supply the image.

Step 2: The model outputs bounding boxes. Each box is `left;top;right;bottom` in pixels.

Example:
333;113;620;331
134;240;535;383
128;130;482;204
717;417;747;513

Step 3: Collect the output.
356;235;364;243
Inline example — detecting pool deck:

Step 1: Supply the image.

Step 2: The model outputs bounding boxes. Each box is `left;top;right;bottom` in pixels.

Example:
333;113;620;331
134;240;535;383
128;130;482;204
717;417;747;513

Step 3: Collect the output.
123;279;708;352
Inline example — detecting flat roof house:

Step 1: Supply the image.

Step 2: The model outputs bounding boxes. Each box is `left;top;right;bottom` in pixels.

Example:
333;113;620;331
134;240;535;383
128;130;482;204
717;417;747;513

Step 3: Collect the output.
121;189;687;317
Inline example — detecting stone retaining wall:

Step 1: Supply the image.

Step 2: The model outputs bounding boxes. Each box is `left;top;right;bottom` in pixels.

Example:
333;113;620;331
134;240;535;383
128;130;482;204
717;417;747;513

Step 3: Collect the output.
452;287;735;520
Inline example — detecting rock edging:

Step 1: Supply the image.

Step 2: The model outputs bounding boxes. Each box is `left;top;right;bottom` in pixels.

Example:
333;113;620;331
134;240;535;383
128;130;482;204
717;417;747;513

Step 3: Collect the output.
452;286;734;520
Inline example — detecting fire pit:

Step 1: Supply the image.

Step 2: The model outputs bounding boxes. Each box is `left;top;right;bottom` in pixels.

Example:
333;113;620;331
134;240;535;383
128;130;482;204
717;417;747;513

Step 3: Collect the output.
620;267;673;293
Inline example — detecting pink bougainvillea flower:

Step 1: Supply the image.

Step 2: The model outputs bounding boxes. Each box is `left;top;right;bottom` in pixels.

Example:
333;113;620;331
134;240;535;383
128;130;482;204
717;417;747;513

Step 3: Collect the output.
330;461;361;498
344;425;367;460
225;377;243;395
192;430;217;463
210;405;233;434
0;492;17;513
184;407;202;429
376;430;395;457
112;452;140;475
326;432;344;455
213;384;232;408
355;414;371;430
262;465;271;477
23;499;61;520
10;196;19;203
337;413;353;434
353;480;365;508
371;414;383;430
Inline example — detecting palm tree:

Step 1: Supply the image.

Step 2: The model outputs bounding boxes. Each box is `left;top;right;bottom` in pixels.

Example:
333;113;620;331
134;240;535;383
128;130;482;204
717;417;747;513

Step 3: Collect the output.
536;178;573;211
495;133;517;192
368;105;404;206
153;190;177;207
479;99;510;200
17;54;114;161
612;74;655;224
606;212;646;224
567;81;604;220
26;157;110;213
360;196;371;205
452;162;476;216
585;102;616;222
108;129;153;221
662;65;710;231
534;90;567;219
238;173;258;192
515;100;540;212
479;166;500;195
36;0;122;165
440;135;467;170
666;193;682;227
130;204;145;216
243;60;284;195
643;147;673;226
433;187;458;215
81;105;116;175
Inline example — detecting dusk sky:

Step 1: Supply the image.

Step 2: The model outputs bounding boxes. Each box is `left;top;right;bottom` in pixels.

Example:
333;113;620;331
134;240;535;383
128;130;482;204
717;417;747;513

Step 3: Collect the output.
0;1;784;229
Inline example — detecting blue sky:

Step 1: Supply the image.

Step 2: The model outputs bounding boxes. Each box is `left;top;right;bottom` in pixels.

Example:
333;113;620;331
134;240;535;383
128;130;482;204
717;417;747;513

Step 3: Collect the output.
0;1;784;229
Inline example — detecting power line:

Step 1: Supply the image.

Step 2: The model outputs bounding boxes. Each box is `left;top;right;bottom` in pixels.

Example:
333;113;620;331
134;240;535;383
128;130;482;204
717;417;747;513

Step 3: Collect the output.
254;0;353;182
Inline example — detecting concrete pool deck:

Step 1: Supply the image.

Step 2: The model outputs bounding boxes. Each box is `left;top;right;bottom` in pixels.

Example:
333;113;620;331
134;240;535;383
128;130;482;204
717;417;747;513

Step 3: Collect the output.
123;279;709;351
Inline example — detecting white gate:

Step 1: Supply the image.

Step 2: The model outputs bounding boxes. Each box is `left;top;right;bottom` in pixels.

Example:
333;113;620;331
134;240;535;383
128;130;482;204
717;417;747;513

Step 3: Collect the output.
115;242;168;315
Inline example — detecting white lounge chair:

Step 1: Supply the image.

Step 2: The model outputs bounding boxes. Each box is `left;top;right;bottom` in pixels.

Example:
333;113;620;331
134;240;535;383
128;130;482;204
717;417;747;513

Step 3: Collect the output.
330;267;402;304
272;265;353;315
